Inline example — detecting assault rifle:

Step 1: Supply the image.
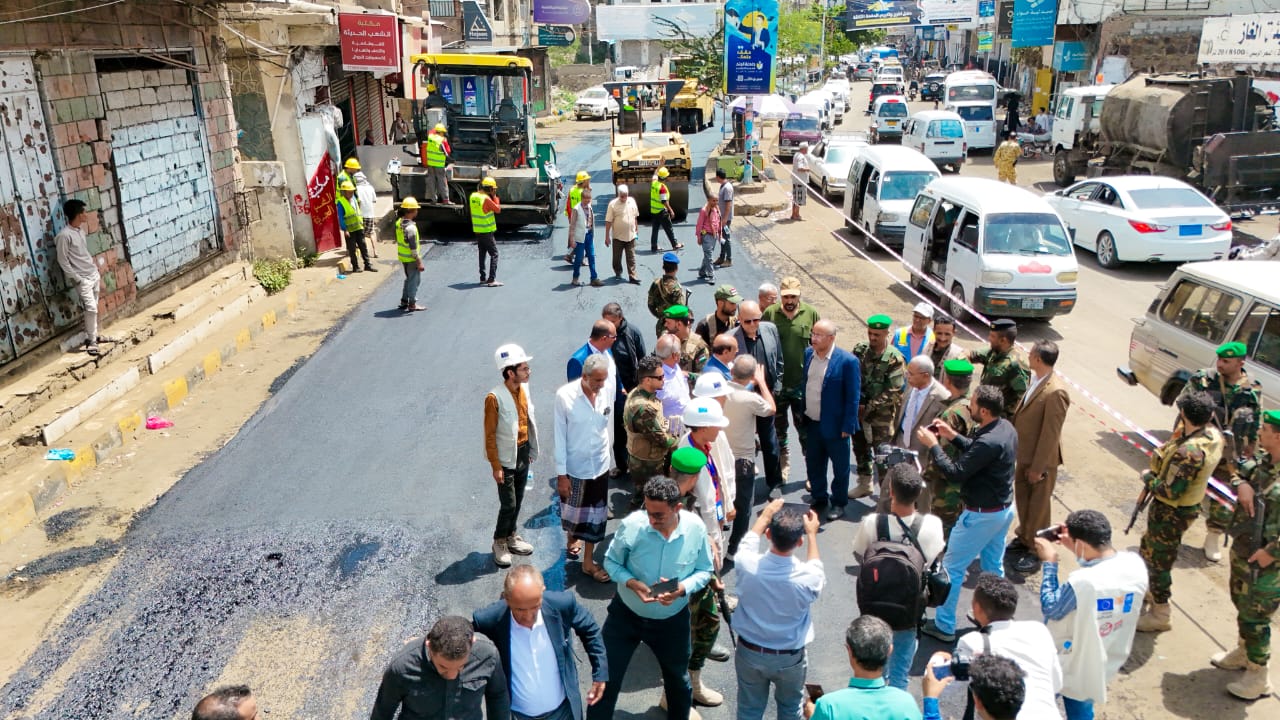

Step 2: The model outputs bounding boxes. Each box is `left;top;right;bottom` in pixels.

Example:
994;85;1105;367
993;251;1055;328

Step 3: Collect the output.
1124;477;1154;536
713;574;736;647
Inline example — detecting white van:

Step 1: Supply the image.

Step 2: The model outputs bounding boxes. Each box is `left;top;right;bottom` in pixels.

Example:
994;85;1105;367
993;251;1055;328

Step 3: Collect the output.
806;88;843;124
870;95;909;143
902;177;1079;320
902;110;967;172
823;79;851;112
798;93;833;130
843;145;941;250
946;101;997;150
943;70;999;105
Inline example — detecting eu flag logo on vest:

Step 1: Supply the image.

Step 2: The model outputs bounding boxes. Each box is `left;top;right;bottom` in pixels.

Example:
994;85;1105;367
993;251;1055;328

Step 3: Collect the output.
1096;597;1115;613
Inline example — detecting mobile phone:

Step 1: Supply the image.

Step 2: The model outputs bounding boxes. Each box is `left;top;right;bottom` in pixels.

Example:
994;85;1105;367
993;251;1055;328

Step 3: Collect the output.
650;578;679;595
1036;525;1061;542
781;502;811;518
930;659;953;680
805;683;825;702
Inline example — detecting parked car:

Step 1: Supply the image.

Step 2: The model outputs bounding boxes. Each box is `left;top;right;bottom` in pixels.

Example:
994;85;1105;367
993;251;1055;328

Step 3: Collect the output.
574;86;616;120
1119;261;1280;408
875;66;905;84
871;95;909;143
920;72;948;102
853;62;875;80
809;135;869;198
868;80;904;113
844;145;941;250
902;110;967;172
777;111;824;160
1044;177;1233;269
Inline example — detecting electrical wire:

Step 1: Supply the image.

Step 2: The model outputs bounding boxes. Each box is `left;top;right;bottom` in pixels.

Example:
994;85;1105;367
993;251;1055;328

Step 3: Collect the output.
0;0;122;25
179;0;288;57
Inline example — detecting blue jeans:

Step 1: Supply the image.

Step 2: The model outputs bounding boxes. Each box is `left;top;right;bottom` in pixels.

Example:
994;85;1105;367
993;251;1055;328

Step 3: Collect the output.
934;506;1015;633
571;232;598;281
804;429;851;507
887;628;918;690
699;232;717;278
400;262;421;305
735;645;807;720
589;598;692;720
1062;696;1094;720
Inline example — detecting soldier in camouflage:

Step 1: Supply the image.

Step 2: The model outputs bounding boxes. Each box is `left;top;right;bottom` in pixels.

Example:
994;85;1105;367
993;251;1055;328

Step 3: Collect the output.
1177;341;1262;562
927;358;976;538
969;318;1030;418
1137;391;1225;633
647;251;688;336
662;305;709;375
850;314;906;499
1210;408;1280;701
624;355;678;507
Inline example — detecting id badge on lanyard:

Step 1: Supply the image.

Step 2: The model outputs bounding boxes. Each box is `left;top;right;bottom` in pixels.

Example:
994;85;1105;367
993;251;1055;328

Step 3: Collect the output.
706;456;726;523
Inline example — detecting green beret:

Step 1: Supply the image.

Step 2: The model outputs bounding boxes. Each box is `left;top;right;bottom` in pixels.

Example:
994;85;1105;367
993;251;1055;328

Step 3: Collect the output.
943;358;975;377
1263;410;1280;429
867;314;892;330
670;446;708;474
1217;341;1248;359
664;304;692;320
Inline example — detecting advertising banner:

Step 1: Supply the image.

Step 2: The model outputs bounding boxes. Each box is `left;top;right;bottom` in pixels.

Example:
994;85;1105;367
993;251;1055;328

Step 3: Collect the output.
597;4;721;41
845;0;922;29
462;1;494;44
979;0;996;18
533;0;590;25
338;13;400;73
1052;40;1089;71
1199;13;1280;66
537;25;577;46
724;0;779;95
997;0;1013;38
920;0;978;26
978;31;994;51
1011;0;1057;48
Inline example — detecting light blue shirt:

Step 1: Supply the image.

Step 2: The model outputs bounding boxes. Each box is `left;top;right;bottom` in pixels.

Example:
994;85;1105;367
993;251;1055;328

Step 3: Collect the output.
604;509;713;619
732;530;825;650
811;677;922;720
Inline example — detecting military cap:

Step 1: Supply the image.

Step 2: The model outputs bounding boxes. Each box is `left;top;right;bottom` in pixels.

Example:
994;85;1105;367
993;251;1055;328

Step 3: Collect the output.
714;284;743;303
1217;341;1248;359
670;446;708;474
1263;409;1280;428
779;277;802;296
867;314;892;330
992;318;1017;330
662;251;681;264
943;358;975;377
664;304;692;320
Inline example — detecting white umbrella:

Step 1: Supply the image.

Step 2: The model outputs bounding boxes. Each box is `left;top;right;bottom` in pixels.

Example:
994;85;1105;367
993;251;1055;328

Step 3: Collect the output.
729;94;798;121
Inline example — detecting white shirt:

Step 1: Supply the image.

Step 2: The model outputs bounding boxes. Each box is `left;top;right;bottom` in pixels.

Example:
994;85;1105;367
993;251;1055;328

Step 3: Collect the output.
508;611;568;716
53;224;98;280
852;511;945;565
569;201;594;244
804;346;832;422
793;152;810;181
723;382;773;459
1021;370;1048;410
553;379;613;478
900;382;932;437
605;196;639;241
958;620;1063;720
658;361;690;435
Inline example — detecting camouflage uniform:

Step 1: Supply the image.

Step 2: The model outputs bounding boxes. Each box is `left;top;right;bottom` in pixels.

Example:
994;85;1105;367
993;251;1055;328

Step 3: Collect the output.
993;139;1020;184
687;585;721;671
681;334;710;374
647;275;687;336
970;345;1030;418
851;342;906;477
1138;426;1225;603
624;387;677;492
926;394;973;537
1178;370;1261;532
1227;450;1280;664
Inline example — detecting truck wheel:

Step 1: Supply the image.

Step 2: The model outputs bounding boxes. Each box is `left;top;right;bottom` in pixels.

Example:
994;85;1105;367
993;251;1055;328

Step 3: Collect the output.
1053;149;1076;187
946;283;969;321
1096;231;1123;269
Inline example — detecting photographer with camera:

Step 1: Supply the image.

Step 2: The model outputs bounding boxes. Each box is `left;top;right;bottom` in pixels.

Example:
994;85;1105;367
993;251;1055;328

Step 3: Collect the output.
805;616;921;720
853;464;945;690
1034;510;1147;720
922;652;1026;720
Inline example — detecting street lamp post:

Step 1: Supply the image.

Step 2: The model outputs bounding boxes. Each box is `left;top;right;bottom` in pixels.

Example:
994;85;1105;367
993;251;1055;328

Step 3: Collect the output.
818;0;827;90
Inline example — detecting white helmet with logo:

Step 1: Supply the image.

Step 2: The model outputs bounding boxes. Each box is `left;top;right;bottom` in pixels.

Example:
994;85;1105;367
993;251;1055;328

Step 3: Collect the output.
682;397;730;428
494;343;533;371
693;372;733;399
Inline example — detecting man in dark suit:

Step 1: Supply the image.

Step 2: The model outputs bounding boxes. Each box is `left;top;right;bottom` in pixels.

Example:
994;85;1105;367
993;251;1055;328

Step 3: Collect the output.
733;300;784;494
801;319;862;521
473;565;608;720
604;303;647;478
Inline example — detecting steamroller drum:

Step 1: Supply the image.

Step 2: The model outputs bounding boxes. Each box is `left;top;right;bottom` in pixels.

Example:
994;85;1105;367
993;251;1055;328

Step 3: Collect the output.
667;181;690;223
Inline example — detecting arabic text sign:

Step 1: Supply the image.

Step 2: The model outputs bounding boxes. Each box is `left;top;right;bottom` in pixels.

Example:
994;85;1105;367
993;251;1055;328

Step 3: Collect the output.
462;1;494;43
724;0;779;95
1052;40;1088;71
920;0;978;26
597;4;721;41
339;13;400;73
846;0;921;29
978;31;994;51
533;0;590;25
1199;13;1280;65
1011;0;1057;48
979;0;996;18
997;0;1013;37
538;25;577;46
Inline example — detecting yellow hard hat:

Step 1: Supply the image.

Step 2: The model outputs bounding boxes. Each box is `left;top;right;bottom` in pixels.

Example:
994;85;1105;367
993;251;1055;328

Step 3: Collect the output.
657;167;670;179
576;170;590;183
434;123;447;133
481;177;498;189
400;197;421;209
344;158;361;171
339;180;356;192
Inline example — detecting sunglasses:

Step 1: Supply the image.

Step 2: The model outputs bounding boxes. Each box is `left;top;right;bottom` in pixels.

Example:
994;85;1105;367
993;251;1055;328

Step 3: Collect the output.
741;318;760;324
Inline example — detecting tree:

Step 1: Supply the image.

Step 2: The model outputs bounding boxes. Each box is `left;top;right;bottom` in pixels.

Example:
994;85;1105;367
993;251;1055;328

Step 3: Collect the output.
655;17;724;99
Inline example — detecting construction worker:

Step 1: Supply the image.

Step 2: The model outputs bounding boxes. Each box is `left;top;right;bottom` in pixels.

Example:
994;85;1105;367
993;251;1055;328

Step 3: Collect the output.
471;177;503;287
424;123;452;204
396;197;427;312
650;167;683;252
565;170;591;263
994;132;1020;185
337;180;375;273
337;157;360;197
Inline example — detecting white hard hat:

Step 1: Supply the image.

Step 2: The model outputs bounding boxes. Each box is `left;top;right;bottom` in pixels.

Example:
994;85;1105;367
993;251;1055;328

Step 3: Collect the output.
682;397;730;428
913;302;935;319
494;343;532;371
617;184;629;195
694;372;733;399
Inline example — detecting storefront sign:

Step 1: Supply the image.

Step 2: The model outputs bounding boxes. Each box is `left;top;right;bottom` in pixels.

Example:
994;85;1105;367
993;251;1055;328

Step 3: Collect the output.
597;4;721;41
537;25;577;46
1011;0;1058;48
997;1;1014;38
724;0;779;94
338;13;400;73
846;0;922;29
1199;13;1280;66
462;1;494;44
920;0;978;27
533;0;590;25
979;0;996;18
1053;40;1089;72
978;31;994;51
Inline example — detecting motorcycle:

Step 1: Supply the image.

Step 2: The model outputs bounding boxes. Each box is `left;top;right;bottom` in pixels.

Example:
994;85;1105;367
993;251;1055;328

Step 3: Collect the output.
1016;132;1051;160
907;81;919;102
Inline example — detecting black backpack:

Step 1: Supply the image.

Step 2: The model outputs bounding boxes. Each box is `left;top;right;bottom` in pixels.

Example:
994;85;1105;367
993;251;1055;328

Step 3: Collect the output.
857;513;928;631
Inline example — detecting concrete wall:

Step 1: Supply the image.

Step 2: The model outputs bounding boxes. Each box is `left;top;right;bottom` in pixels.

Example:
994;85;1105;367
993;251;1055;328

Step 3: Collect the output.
240;161;296;260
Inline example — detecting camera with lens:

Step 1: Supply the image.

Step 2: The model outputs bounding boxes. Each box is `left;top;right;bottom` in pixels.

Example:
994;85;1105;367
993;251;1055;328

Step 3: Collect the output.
930;651;972;681
873;443;920;475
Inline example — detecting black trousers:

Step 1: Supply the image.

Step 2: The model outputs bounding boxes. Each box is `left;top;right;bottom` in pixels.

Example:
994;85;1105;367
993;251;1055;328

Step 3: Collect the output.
477;232;498;282
650;209;677;249
728;457;756;554
612;397;629;474
589;599;692;720
346;229;371;269
757;413;782;490
494;442;530;539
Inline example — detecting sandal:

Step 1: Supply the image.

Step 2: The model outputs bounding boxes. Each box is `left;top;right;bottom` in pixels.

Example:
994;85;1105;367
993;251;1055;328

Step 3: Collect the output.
566;542;583;558
584;565;611;583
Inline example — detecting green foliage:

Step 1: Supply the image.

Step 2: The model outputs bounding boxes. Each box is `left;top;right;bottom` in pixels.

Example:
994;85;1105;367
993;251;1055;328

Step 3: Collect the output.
548;40;578;68
252;258;293;294
656;18;724;99
1012;47;1044;69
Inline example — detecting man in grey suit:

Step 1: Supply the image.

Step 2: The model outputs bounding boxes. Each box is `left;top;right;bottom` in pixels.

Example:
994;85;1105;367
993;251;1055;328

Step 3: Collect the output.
733;300;784;495
884;355;950;512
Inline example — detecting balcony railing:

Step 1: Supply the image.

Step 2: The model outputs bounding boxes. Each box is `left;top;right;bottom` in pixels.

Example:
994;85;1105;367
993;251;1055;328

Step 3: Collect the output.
429;0;458;18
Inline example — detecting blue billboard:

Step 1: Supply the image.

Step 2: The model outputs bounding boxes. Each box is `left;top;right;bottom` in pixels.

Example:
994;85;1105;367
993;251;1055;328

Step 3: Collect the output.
1011;0;1057;48
979;0;996;17
846;0;922;29
1052;41;1089;72
724;0;779;94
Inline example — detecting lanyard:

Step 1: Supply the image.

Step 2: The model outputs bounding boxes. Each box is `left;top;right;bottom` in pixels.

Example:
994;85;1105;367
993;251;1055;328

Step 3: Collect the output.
699;443;726;522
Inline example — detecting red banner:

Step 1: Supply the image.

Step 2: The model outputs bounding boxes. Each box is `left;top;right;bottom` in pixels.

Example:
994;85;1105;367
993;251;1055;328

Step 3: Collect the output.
339;13;400;73
307;154;340;252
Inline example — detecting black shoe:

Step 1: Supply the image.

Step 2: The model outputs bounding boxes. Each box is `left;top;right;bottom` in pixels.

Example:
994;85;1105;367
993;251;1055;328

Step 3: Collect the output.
628;277;641;285
351;266;363;273
921;620;957;643
365;265;378;272
1005;538;1030;555
825;506;845;521
1012;554;1041;574
651;246;659;253
708;644;732;662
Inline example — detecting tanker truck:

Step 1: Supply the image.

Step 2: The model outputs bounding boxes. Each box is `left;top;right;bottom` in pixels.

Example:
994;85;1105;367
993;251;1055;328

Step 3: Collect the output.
1051;73;1280;213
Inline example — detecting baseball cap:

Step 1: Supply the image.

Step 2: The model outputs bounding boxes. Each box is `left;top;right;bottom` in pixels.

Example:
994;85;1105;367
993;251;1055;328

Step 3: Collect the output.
714;285;742;303
779;277;802;297
913;302;935;319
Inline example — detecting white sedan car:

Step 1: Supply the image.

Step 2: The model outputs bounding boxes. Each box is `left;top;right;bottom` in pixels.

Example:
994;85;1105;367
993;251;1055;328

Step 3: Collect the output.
1044;176;1232;269
808;137;868;198
574;86;617;120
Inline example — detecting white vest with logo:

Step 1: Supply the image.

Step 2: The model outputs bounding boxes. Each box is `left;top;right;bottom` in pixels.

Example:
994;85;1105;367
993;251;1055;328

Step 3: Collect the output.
491;383;538;468
1046;551;1148;704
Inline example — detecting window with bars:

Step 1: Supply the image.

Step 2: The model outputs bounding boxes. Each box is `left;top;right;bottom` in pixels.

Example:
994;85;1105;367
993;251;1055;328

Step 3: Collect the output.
429;0;458;17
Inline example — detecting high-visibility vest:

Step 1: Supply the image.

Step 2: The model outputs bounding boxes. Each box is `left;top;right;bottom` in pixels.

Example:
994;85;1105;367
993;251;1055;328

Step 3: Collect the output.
396;220;418;263
336;194;363;232
650;180;667;214
470;191;496;234
335;170;351;199
567;184;583;217
425;133;447;168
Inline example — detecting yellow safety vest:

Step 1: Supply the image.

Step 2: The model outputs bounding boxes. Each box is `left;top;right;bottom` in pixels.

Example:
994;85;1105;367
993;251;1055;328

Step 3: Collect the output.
425;134;447;168
336;194;363;232
470;191;496;234
650;179;666;214
568;184;583;217
396;220;418;263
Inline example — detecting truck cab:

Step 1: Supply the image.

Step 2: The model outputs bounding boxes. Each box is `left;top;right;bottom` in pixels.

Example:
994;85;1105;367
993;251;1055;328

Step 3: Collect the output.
1050;84;1113;186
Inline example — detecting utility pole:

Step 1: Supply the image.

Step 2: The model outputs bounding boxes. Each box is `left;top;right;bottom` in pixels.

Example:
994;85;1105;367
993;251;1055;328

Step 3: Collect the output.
818;0;827;90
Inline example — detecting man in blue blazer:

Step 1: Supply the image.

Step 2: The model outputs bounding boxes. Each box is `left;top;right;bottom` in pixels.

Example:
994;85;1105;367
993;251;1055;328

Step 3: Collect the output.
473;565;609;720
801;319;862;520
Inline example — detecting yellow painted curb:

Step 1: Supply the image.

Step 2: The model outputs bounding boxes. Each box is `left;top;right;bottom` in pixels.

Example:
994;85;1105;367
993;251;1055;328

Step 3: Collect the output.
0;493;36;544
261;311;277;330
286;293;298;315
118;412;143;441
163;377;189;409
65;444;97;483
235;327;252;351
202;350;221;378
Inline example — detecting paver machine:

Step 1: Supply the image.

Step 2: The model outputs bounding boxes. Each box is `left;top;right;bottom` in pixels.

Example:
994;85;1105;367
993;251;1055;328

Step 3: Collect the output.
606;79;693;222
392;53;561;228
